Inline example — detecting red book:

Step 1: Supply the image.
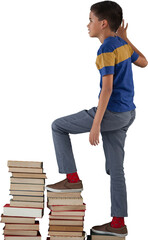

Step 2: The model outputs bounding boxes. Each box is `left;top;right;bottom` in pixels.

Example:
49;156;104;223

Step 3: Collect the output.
4;232;41;240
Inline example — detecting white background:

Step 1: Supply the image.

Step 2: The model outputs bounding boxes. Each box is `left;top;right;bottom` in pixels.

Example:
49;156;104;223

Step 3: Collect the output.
0;0;147;239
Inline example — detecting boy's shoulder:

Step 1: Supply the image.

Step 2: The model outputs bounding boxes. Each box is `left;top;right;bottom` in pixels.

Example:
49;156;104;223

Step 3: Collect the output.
97;36;127;55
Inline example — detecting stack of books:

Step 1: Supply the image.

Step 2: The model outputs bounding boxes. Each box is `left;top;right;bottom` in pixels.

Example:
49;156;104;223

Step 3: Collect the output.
47;190;86;240
1;160;47;240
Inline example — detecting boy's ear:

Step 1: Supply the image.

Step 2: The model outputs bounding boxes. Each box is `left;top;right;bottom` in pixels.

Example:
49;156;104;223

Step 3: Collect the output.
101;19;108;29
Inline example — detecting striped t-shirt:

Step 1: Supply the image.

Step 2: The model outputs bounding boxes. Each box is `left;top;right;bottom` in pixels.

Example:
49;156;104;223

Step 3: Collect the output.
96;36;139;112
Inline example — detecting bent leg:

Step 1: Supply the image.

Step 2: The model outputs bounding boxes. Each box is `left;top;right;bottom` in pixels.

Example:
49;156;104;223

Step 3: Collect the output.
51;107;97;173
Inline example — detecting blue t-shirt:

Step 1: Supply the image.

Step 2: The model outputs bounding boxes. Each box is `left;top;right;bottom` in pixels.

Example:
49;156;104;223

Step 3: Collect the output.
96;36;139;112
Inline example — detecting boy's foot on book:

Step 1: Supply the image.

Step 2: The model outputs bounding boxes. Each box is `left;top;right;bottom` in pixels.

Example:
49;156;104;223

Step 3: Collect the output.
91;222;128;237
46;178;83;192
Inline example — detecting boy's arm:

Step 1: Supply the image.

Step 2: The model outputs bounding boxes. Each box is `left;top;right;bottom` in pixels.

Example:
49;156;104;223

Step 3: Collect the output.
117;20;148;68
89;74;113;146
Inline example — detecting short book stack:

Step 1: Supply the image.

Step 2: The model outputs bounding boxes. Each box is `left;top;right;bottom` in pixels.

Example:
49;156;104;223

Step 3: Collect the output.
0;160;47;240
46;190;86;240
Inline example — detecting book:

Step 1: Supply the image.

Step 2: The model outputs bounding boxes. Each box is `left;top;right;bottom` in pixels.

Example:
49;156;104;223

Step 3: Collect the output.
48;197;83;205
12;173;46;179
49;219;83;226
47;191;81;198
8;161;43;168
51;210;85;217
48;203;86;211
3;204;43;218
12;196;44;202
10;200;44;208
91;236;125;240
47;231;86;239
4;228;38;236
48;230;83;237
5;221;39;230
49;225;83;232
10;190;44;197
48;237;85;240
90;229;125;240
10;177;45;185
0;214;35;224
4;234;41;240
49;215;84;220
10;184;45;191
9;168;43;174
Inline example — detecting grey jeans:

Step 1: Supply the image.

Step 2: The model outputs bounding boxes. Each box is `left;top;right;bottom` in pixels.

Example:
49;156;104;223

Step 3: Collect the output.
51;107;136;217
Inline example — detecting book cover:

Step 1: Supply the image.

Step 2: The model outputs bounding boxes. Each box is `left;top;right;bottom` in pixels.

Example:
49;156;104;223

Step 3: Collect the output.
91;236;125;240
5;221;39;230
49;225;83;232
48;203;86;211
10;190;44;197
10;184;45;191
48;230;83;237
4;228;38;236
48;231;86;240
49;214;84;220
48;197;83;205
47;191;81;198
49;219;83;226
12;173;47;179
9;167;43;174
4;235;41;240
10;200;44;208
1;214;35;224
3;204;43;218
10;177;45;185
12;195;44;202
7;160;43;169
51;209;85;216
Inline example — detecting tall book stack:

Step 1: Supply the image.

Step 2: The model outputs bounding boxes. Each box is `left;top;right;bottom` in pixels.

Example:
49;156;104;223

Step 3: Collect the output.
46;190;86;240
0;160;47;240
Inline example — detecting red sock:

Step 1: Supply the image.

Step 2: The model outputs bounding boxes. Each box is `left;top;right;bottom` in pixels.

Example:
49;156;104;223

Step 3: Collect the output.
110;217;125;228
66;172;80;183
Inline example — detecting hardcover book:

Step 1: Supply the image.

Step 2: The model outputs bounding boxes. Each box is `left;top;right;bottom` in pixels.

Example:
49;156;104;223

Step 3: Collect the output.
3;204;43;218
7;161;43;168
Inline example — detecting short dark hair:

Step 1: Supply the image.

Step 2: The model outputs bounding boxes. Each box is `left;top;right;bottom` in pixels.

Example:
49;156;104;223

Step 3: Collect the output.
90;1;123;32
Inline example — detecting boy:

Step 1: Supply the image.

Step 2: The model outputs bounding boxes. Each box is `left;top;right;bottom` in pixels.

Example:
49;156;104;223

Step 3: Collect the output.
46;1;147;237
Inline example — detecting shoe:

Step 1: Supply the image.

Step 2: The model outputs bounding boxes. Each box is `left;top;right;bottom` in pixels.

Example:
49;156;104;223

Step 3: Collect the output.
46;178;83;192
91;222;128;237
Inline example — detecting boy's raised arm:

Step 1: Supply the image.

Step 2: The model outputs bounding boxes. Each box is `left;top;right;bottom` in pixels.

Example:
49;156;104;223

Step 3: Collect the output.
117;20;148;68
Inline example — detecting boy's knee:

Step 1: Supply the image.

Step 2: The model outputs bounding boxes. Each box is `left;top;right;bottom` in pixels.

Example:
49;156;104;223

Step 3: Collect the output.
51;119;59;131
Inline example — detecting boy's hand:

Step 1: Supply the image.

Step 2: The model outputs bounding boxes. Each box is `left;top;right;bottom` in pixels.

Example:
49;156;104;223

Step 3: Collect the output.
89;124;100;146
116;19;128;40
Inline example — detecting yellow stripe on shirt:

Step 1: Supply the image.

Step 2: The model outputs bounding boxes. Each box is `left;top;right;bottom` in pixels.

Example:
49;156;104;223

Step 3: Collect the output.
96;44;134;70
114;44;133;64
96;52;115;70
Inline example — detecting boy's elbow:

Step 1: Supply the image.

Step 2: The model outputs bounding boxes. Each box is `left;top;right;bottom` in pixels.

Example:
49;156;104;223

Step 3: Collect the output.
134;56;148;68
140;58;148;68
142;59;148;68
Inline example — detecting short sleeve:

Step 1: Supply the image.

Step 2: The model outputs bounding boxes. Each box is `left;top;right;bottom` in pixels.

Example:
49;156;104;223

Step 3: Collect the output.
96;50;115;76
131;51;139;63
128;44;139;63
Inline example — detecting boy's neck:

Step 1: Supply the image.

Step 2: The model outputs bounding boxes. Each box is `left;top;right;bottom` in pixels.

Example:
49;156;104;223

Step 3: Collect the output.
99;31;116;44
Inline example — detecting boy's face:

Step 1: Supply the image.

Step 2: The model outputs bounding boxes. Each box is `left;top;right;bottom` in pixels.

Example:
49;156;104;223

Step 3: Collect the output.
87;11;105;38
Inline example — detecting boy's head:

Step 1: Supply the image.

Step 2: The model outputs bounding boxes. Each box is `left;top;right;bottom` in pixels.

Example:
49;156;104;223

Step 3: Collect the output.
87;1;123;39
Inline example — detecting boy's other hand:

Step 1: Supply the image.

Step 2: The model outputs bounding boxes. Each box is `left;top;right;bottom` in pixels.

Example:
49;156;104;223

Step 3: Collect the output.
116;19;128;40
89;124;100;146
